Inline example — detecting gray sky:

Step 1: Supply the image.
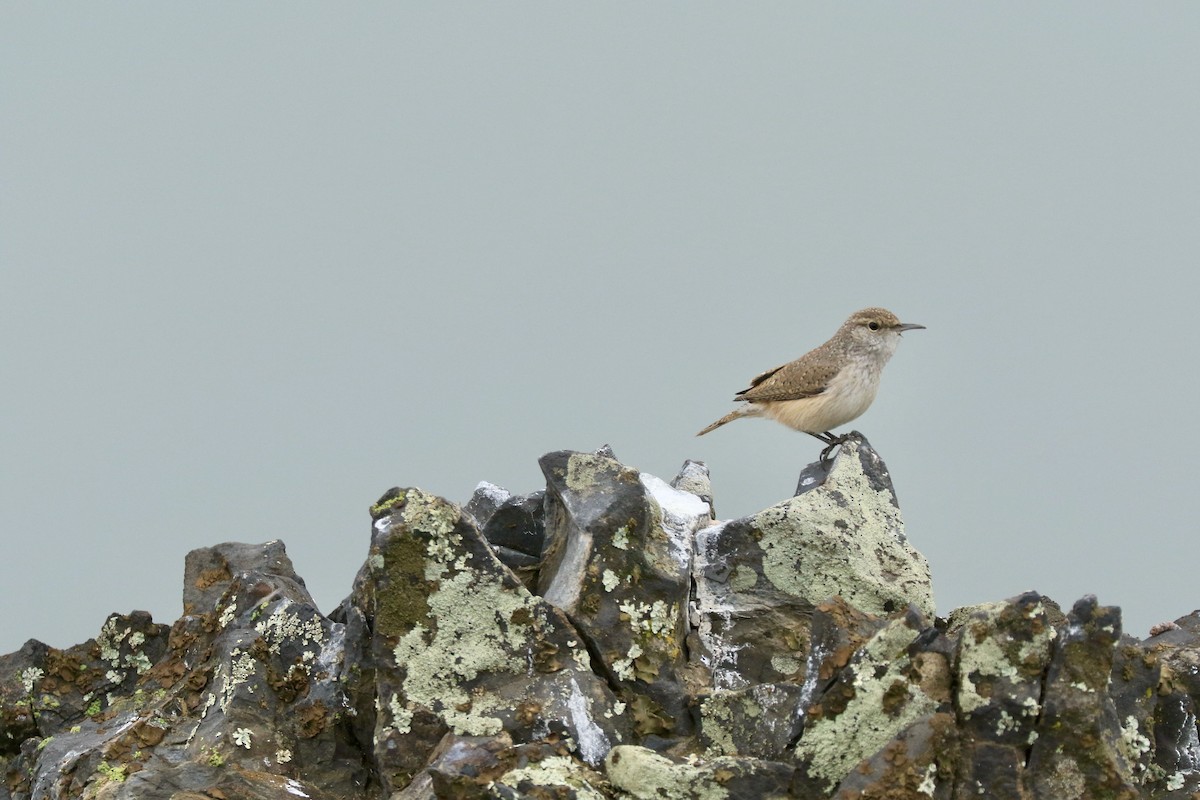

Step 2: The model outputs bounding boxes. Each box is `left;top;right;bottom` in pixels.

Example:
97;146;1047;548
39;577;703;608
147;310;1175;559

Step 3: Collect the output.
4;5;1199;655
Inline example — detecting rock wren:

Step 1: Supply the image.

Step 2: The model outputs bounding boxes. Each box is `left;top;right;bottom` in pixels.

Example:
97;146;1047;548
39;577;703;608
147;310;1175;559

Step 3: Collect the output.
697;307;924;454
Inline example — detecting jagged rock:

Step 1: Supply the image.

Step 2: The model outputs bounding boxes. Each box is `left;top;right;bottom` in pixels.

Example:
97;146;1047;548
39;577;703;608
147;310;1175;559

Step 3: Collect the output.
828;712;959;800
698;683;807;760
464;482;546;578
1142;612;1200;793
671;460;714;519
0;640;47;757
343;487;627;794
537;450;708;737
1110;634;1161;788
393;733;612;799
793;609;949;794
1026;596;1140;800
692;438;931;699
181;540;303;615
793;432;897;499
463;481;512;529
949;592;1058;797
3;540;367;800
10;443;1200;799
606;744;797;799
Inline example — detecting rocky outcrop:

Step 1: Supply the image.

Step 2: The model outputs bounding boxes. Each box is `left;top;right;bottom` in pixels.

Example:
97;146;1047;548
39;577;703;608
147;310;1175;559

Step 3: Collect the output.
2;435;1198;798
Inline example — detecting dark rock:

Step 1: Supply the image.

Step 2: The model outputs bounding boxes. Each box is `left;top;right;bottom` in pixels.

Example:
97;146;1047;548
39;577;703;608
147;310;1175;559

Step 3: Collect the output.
3;539;369;800
794;609;948;793
464;482;546;559
1026;596;1140;799
691;437;932;703
830;712;959;799
948;592;1057;798
345;487;626;794
464;483;547;591
393;733;611;799
1110;634;1161;786
0;640;51;755
537;450;707;737
181;540;303;616
697;682;807;760
9;443;1200;798
794;432;897;501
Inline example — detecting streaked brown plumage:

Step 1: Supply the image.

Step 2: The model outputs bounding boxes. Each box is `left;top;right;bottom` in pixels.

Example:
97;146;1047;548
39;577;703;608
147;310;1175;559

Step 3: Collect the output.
697;308;924;445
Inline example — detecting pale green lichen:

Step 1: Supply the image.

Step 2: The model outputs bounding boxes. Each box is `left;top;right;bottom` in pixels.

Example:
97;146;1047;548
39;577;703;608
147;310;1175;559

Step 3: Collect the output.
97;617;156;677
276;748;292;764
956;602;1054;717
611;643;644;681
389;490;561;737
232;727;252;749
619;599;676;638
491;755;607;799
1119;715;1151;764
218;649;258;711
753;444;933;618
18;667;43;694
383;693;413;735
127;651;152;675
96;761;127;783
602;569;621;592
729;566;757;592
770;655;801;675
917;763;937;795
605;745;729;800
98;618;124;663
254;603;326;656
699;694;738;755
794;620;938;791
565;453;621;493
573;646;592;669
612;527;630;551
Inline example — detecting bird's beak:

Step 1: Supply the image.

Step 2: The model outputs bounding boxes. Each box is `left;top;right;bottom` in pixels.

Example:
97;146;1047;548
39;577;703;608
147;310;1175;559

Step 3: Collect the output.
895;323;925;333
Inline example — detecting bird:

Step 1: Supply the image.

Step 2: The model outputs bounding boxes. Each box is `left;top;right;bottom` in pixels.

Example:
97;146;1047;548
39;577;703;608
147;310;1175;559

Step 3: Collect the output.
697;307;924;458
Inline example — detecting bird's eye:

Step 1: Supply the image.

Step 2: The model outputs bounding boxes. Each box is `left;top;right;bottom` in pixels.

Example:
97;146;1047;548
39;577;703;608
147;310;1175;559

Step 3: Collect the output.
867;321;880;331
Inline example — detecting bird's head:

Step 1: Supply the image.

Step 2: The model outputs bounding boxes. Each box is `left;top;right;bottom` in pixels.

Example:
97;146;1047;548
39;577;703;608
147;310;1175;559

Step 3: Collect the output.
844;307;925;355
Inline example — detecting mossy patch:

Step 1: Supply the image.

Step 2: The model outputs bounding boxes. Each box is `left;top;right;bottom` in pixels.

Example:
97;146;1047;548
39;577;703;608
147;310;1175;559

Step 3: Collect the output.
375;532;435;641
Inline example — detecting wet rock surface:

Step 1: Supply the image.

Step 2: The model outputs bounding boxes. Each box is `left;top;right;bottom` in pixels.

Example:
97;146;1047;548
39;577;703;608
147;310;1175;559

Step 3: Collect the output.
3;436;1198;798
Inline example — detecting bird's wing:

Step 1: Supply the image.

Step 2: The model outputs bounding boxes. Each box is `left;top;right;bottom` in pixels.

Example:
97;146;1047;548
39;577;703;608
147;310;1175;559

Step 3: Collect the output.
734;352;840;402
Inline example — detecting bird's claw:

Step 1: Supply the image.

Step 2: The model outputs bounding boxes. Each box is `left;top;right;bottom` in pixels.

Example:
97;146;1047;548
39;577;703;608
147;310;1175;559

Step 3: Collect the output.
818;434;850;465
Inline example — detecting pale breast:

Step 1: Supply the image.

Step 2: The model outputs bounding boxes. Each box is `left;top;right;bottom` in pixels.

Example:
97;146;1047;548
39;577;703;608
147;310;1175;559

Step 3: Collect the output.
760;361;881;433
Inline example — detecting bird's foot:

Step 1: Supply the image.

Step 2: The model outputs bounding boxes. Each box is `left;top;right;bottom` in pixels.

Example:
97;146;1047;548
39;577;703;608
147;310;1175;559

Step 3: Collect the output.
818;433;851;465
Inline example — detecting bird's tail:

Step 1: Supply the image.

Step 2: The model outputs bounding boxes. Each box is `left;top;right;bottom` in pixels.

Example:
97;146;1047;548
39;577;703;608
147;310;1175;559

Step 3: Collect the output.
696;404;761;436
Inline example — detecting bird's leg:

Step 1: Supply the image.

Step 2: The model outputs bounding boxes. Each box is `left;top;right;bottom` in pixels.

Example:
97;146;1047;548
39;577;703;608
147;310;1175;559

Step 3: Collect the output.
817;432;851;465
805;431;837;444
